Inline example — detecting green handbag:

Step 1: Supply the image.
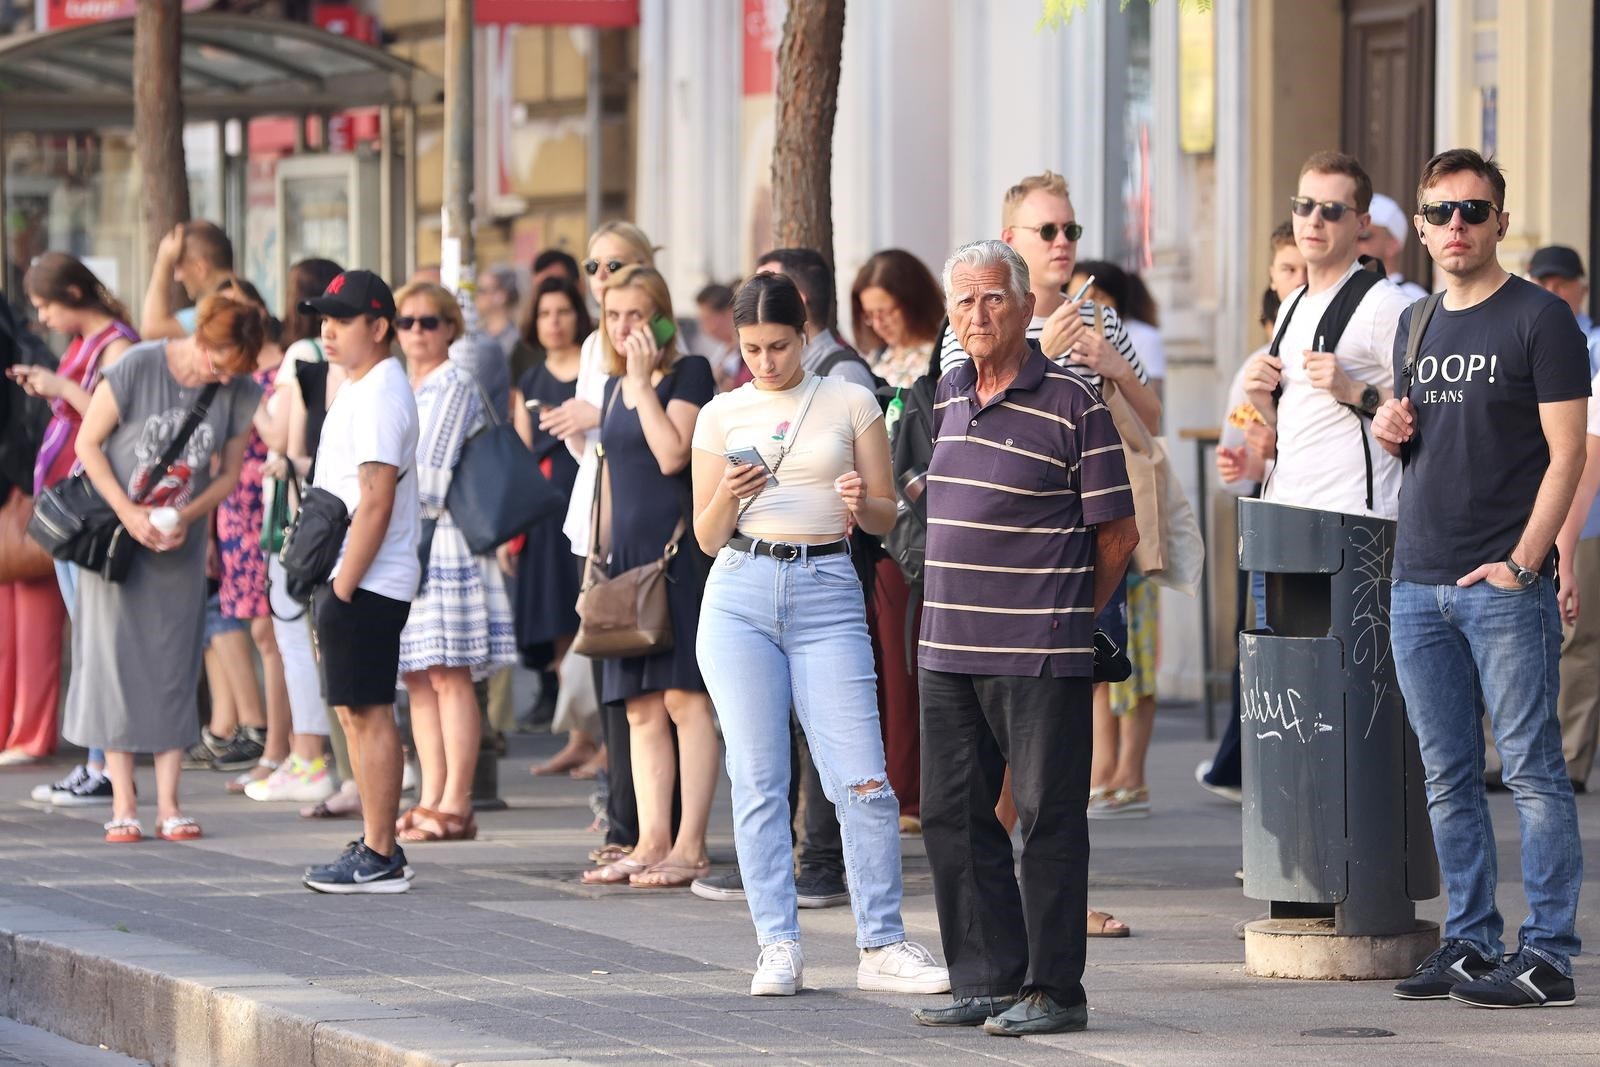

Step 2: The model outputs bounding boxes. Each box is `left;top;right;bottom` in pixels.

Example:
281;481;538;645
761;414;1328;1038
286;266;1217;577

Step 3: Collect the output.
260;476;292;554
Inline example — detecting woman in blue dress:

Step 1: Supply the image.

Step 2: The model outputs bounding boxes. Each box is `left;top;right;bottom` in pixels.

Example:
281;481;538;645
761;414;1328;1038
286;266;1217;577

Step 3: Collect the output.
581;266;716;889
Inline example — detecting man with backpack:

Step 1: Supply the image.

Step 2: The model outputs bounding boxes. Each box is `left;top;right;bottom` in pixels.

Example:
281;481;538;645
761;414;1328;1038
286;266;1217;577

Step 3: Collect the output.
1243;151;1411;522
754;248;882;394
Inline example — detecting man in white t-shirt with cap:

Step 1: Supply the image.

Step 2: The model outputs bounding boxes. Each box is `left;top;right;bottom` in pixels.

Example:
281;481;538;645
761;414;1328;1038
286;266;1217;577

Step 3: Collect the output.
1359;193;1430;301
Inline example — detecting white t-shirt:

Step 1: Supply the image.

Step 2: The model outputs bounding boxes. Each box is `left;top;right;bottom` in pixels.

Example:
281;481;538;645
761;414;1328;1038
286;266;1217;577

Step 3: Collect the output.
1262;262;1410;519
1588;369;1600;437
1124;317;1166;381
313;356;421;601
562;331;607;556
692;373;883;539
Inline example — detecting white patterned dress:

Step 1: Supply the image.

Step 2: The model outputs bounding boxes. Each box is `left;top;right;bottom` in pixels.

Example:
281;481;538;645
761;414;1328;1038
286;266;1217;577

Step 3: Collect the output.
397;360;517;678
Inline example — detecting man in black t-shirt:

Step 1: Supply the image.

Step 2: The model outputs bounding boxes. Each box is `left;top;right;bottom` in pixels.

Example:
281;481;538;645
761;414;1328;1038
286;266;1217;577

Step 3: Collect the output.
1375;149;1588;1010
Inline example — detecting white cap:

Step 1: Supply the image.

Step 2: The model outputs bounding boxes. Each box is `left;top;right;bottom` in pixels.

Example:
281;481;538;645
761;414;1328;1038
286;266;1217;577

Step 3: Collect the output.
1366;194;1408;250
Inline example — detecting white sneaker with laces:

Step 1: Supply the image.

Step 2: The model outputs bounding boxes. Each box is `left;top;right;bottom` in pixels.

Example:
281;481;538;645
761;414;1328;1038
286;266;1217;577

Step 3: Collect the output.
857;940;951;994
750;940;804;996
246;757;336;803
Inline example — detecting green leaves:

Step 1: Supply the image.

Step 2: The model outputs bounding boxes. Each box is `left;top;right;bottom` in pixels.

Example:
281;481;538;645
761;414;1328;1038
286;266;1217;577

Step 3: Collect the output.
1037;0;1213;31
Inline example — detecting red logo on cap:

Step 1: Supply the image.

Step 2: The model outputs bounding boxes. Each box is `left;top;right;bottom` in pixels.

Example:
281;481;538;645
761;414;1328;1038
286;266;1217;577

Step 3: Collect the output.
372;299;382;309
328;274;347;294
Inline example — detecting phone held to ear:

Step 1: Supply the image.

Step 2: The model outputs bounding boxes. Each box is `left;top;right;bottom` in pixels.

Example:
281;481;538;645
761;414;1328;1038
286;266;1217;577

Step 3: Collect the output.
650;313;678;348
725;446;779;488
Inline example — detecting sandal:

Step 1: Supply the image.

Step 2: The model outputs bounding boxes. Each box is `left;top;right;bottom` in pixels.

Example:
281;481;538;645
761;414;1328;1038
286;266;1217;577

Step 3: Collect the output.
395;804;430;834
303;784;361;819
398;809;477;843
104;818;143;844
629;860;710;889
225;760;279;795
1087;786;1150;820
1087;909;1131;938
589;843;633;864
157;816;203;842
580;857;650;885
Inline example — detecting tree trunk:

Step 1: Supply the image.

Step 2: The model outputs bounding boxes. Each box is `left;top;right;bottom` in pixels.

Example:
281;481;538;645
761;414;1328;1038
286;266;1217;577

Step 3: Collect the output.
771;0;845;277
134;0;191;272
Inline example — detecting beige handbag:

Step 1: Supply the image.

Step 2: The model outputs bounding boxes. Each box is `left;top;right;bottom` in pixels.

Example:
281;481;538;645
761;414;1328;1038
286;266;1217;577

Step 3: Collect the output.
571;388;686;659
1093;307;1204;596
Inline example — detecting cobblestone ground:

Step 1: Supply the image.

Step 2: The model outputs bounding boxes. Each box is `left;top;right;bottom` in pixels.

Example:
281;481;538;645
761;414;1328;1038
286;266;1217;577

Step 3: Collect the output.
1;705;1596;1065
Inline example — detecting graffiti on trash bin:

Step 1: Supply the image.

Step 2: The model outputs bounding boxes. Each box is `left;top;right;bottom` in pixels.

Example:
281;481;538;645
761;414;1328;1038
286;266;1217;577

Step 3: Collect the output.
1241;683;1334;743
1348;525;1391;675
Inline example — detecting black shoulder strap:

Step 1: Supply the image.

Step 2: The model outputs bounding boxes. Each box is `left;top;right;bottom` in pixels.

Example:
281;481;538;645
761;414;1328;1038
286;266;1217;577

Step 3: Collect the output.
816;348;857;378
1267;288;1307;359
1400;292;1445;397
131;382;220;505
1312;268;1385;359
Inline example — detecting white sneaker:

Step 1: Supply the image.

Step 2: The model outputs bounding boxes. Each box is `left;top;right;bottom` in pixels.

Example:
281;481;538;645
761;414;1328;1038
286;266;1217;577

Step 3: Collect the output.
246;757;337;803
857;940;951;994
750;940;803;996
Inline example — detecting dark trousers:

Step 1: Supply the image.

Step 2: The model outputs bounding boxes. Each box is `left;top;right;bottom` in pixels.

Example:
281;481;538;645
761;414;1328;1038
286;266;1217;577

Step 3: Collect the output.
789;713;844;873
919;668;1092;1005
1203;568;1255;789
596;658;680;848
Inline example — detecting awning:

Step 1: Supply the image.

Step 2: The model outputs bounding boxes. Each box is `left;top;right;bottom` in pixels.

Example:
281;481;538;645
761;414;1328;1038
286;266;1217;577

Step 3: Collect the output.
0;11;442;132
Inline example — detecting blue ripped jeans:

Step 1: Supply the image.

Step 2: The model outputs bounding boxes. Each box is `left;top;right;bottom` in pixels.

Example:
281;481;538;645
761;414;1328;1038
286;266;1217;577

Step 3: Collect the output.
697;544;906;949
1391;577;1583;974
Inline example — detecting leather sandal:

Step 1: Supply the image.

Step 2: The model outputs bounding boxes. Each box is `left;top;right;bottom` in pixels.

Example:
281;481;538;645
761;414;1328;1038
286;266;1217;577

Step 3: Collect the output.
589;843;633;864
398;809;476;843
1087;909;1131;938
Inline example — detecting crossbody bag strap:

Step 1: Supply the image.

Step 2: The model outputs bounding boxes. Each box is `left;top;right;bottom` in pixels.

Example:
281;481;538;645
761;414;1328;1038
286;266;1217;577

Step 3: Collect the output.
738;375;823;520
586;384;625;566
130;382;219;506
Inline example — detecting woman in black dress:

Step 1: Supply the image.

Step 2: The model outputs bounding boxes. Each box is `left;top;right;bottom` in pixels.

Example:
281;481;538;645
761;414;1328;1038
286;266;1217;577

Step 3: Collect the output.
581;265;716;889
509;277;597;776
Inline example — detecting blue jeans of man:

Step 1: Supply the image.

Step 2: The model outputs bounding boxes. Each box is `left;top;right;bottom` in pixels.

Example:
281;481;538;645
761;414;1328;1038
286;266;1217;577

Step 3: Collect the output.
1391;577;1583;974
697;545;906;948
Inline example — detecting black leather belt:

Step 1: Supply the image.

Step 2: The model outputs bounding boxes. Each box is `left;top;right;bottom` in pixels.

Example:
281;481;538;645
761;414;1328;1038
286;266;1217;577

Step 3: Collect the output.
727;535;849;562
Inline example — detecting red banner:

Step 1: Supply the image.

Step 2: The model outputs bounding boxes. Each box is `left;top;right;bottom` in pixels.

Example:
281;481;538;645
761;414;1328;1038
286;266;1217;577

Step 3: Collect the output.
743;0;781;97
42;0;211;29
474;0;639;27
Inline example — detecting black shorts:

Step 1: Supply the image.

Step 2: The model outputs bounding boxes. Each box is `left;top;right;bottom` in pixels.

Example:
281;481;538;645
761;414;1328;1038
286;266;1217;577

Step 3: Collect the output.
314;587;411;709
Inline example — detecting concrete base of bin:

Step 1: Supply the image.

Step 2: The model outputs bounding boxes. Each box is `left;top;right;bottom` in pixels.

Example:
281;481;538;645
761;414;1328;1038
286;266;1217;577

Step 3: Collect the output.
1244;918;1439;980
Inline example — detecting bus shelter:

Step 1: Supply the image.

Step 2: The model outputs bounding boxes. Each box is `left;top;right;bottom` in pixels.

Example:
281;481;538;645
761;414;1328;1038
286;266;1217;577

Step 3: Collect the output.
0;12;440;316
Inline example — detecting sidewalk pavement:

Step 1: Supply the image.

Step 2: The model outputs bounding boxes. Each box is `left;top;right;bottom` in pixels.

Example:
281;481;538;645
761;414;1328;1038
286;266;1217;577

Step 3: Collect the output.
1;706;1595;1067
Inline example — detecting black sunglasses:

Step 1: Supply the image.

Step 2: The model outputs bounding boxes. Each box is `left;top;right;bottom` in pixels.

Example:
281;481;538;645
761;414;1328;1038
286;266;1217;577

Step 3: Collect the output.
1013;221;1084;243
584;258;626;276
1419;199;1498;226
396;315;441;332
1289;196;1358;223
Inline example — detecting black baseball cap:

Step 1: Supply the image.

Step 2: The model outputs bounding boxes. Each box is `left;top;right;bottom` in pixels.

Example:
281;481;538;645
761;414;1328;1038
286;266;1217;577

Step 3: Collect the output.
1529;246;1585;280
298;269;396;319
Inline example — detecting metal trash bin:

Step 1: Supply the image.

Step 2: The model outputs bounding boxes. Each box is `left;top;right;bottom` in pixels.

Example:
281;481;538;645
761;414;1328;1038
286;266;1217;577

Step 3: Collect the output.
1236;498;1439;976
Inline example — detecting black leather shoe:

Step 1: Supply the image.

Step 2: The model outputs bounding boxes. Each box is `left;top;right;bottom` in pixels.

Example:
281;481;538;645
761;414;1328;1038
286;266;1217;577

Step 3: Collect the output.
913;995;1018;1027
982;991;1088;1036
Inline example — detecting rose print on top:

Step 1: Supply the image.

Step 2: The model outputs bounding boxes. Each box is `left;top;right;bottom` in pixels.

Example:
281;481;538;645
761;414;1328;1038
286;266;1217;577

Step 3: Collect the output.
771;420;790;442
127;407;218;509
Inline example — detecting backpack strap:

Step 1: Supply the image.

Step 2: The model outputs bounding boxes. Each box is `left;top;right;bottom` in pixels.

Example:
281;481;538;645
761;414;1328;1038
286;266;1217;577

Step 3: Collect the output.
1399;292;1445;397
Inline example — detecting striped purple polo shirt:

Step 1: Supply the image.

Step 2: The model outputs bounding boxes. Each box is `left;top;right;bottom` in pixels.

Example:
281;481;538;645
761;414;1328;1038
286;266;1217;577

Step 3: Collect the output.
919;348;1134;678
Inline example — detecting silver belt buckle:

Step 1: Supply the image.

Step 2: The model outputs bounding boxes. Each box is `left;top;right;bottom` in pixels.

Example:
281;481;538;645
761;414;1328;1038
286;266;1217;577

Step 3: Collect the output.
770;541;800;562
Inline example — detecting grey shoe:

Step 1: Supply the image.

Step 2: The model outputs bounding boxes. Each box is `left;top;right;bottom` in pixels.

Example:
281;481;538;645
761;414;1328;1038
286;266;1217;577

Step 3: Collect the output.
914;996;1018;1027
794;868;848;909
982;990;1088;1036
691;869;745;902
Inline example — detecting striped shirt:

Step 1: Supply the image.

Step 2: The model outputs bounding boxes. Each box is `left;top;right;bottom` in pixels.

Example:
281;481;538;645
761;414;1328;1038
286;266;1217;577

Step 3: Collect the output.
939;301;1148;390
919;348;1135;678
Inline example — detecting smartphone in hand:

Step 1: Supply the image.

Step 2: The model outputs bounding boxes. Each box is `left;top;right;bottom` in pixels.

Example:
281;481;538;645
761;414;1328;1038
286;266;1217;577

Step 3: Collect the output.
726;446;778;488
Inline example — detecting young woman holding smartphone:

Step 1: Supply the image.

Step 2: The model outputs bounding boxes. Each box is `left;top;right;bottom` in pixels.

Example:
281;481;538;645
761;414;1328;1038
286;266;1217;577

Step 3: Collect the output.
690;272;949;998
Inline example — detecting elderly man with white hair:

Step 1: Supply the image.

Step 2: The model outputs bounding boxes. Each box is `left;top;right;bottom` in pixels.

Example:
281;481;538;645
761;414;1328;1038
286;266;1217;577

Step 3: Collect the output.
1359;193;1430;300
913;240;1139;1037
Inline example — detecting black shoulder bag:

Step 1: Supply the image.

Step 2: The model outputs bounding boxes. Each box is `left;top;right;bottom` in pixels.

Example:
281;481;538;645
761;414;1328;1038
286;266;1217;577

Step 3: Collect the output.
28;383;218;583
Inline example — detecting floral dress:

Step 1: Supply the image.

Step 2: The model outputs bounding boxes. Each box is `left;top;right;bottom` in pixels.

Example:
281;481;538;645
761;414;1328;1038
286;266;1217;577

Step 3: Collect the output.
216;364;275;620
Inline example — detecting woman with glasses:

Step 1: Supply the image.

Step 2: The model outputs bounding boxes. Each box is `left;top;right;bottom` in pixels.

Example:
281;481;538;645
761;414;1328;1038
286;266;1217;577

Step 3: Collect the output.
691;272;949;996
847;249;946;833
544;221;658;856
391;281;516;843
63;295;267;843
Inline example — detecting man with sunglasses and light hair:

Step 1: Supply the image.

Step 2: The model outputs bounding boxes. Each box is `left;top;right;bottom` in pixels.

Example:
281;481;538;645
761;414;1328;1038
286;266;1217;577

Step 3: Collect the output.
1374;148;1588;1010
1244;150;1412;522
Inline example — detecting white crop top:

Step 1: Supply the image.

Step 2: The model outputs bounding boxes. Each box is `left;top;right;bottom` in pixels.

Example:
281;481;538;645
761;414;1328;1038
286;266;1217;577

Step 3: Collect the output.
692;373;883;539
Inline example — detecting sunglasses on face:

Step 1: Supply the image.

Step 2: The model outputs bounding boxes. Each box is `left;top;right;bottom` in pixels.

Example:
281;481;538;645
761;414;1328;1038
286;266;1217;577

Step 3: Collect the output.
1419;199;1499;226
1289;196;1358;223
396;315;441;332
584;258;626;276
1013;221;1084;243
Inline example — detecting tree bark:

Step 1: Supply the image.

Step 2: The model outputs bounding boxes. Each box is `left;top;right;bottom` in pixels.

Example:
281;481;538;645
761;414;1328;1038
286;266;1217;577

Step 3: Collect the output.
134;0;191;271
771;0;846;275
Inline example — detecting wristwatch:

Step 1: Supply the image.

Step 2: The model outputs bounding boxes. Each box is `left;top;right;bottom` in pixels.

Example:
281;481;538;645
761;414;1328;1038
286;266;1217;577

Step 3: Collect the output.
1358;384;1381;415
1505;555;1538;588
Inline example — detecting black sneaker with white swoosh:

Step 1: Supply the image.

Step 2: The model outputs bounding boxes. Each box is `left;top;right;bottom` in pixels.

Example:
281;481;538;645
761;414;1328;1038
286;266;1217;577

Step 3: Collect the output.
1449;948;1576;1008
1393;939;1498;1000
303;839;411;894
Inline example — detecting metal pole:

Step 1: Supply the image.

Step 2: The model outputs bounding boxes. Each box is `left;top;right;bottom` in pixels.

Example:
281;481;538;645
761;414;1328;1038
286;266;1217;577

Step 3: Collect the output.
584;26;602;235
443;0;500;811
378;104;393;283
402;103;418;280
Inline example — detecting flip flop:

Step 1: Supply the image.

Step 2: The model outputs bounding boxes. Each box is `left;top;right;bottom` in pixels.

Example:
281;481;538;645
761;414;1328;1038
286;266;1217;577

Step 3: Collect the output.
157;816;202;842
581;857;650;885
104;818;143;844
629;860;710;889
589;843;633;864
1087;909;1131;938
